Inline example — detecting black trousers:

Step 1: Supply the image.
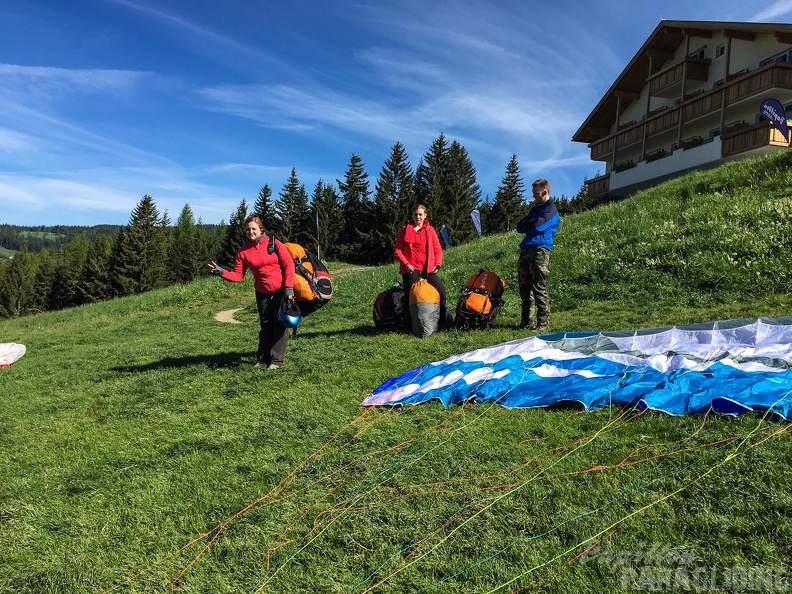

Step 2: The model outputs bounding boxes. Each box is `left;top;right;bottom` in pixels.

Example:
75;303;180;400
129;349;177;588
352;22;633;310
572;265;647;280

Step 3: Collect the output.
402;271;447;322
255;289;289;365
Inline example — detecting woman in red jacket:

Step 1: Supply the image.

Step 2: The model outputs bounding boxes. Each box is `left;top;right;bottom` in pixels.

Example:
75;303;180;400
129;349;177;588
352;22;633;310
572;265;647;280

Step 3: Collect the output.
393;204;447;322
209;216;295;370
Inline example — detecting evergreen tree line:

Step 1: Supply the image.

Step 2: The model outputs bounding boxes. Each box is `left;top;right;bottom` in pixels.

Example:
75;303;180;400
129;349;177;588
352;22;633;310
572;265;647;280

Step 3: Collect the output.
0;224;126;253
0;197;223;319
0;132;583;320
233;134;537;266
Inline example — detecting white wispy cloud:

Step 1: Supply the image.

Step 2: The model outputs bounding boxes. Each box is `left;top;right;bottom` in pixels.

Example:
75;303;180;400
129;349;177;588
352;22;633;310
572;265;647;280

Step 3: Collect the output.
105;0;283;72
750;0;792;21
0;63;152;103
0;127;35;154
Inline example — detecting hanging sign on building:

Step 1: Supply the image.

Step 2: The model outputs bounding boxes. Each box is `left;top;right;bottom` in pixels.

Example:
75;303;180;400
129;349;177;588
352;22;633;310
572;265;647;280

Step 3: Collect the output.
760;98;789;142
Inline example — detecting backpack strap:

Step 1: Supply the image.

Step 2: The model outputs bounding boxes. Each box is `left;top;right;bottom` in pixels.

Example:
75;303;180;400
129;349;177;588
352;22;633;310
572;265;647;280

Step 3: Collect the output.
277;240;320;297
268;235;294;285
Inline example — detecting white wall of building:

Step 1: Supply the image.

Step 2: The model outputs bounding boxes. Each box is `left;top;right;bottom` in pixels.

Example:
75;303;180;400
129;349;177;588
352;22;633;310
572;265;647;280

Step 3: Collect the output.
609;140;722;192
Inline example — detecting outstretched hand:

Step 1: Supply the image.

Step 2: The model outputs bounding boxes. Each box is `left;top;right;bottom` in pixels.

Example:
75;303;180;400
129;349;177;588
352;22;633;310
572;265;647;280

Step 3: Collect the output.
208;261;225;276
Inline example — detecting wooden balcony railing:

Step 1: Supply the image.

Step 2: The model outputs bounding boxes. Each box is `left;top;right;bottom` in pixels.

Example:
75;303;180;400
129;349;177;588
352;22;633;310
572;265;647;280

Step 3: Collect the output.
721;120;791;158
586;173;610;196
679;135;703;150
613;159;636;172
725;64;792;103
647;57;711;95
680;87;724;120
587;62;792;162
644;148;668;162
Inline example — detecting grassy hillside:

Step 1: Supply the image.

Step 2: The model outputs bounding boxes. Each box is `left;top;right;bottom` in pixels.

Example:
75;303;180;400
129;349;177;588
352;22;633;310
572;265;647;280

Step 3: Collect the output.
2;151;792;593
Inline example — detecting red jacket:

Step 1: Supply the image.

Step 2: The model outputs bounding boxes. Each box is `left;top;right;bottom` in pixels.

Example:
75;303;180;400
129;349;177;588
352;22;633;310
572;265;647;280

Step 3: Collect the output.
221;236;295;294
393;220;443;274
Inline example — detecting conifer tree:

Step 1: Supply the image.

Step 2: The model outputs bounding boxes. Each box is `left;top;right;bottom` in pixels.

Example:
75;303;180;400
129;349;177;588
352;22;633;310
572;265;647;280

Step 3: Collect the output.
337;154;372;263
371;142;415;263
218;199;249;267
0;241;36;318
478;198;494;235
311;180;343;261
194;217;216;277
414;133;449;219
253;184;277;231
210;221;227;265
51;235;90;309
489;154;528;233
109;195;169;296
30;248;57;313
274;169;312;245
442;140;481;245
78;235;114;303
108;227;132;297
169;204;199;283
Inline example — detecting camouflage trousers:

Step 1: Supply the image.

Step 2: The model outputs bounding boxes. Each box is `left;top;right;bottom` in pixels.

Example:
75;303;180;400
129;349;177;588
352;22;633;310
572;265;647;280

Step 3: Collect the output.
518;247;551;326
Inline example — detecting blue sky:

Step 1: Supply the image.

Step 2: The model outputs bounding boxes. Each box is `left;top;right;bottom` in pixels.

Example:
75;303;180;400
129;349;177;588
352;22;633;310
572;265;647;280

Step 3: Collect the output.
2;0;791;226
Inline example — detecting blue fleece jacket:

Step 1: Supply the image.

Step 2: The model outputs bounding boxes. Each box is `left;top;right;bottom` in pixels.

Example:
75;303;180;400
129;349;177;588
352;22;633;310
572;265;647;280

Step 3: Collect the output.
517;198;560;250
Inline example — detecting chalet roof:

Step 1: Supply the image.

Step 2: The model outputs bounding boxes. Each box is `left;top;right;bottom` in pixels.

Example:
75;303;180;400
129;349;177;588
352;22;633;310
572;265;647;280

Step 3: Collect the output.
572;20;792;144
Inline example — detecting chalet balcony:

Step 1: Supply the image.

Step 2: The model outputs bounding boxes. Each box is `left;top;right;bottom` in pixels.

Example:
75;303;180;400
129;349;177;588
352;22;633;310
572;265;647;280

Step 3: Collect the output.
587;62;792;162
585;173;610;196
648;56;711;98
721;120;791;158
724;62;792;102
679;135;704;150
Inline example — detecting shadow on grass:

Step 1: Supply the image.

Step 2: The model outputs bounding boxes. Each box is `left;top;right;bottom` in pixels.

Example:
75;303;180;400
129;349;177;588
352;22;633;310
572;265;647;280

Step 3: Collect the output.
289;324;389;339
111;351;250;372
110;325;424;372
292;320;475;338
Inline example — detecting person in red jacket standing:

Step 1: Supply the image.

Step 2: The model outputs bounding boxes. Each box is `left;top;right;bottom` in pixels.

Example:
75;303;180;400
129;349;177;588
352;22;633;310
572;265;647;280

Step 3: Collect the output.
209;216;295;370
393;204;447;324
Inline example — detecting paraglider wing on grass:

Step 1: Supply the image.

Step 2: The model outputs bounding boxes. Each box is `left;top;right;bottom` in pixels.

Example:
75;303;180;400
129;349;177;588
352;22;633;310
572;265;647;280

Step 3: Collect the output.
362;317;792;420
0;343;26;367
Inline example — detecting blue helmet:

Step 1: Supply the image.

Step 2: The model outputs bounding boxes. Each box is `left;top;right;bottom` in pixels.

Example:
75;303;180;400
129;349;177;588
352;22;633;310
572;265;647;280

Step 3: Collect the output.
278;300;302;328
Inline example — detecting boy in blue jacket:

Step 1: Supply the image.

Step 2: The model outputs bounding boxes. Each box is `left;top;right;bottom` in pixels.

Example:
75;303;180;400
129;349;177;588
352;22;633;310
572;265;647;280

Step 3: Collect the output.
516;179;559;331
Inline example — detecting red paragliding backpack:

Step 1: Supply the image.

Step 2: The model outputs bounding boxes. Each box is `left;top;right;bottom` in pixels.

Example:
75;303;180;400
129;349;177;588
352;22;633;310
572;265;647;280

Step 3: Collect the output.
455;269;505;330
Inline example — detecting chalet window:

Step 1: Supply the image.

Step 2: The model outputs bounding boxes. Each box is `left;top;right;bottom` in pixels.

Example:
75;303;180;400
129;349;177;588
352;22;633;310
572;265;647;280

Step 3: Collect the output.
689;47;706;59
761;49;791;66
716;43;726;58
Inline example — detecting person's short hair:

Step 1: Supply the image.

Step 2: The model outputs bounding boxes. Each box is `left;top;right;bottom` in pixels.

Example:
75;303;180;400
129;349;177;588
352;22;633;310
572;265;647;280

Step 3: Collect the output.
244;215;265;230
532;179;550;194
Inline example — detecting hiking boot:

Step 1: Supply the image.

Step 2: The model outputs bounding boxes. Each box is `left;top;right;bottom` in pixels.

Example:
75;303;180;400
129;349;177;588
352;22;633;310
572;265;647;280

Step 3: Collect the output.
519;319;533;330
535;322;549;332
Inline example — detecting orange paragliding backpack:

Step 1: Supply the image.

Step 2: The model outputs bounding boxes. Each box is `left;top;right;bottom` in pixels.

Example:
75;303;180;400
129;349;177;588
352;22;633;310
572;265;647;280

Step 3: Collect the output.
455;269;505;330
280;242;333;317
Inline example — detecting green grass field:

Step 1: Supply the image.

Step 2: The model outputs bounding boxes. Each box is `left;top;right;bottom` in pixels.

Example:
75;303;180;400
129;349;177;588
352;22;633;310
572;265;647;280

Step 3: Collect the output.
2;151;792;593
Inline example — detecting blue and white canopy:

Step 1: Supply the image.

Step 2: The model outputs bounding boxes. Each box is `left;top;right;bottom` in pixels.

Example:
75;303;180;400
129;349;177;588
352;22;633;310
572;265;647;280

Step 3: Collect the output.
362;318;792;420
